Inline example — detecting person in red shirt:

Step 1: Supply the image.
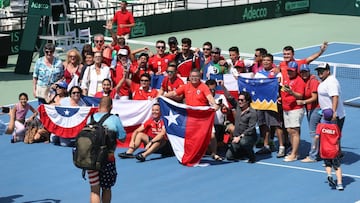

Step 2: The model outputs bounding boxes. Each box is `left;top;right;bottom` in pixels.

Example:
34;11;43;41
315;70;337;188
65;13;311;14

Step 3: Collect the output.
94;79;116;99
129;52;152;91
279;42;328;84
296;64;322;163
148;40;176;75
174;38;200;77
118;103;170;161
280;61;305;162
92;34;113;67
113;49;131;100
166;69;217;107
317;108;344;191
132;73;158;100
165;69;221;160
110;1;135;39
157;63;184;101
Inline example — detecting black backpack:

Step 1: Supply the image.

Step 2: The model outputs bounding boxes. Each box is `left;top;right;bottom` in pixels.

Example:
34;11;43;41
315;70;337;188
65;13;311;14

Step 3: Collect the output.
72;113;112;179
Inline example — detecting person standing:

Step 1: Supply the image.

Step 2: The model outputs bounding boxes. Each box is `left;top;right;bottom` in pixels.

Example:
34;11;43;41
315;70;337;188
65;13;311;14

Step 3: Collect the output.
33;43;64;104
317;109;344;191
280;61;305;162
164;69;221;160
279;42;328;83
86;96;126;203
315;63;345;131
81;51;111;97
297;64;322;163
110;1;135;39
315;63;346;157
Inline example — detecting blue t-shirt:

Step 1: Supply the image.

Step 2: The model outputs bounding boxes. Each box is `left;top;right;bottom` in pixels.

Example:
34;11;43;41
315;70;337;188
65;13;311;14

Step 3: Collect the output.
87;112;126;140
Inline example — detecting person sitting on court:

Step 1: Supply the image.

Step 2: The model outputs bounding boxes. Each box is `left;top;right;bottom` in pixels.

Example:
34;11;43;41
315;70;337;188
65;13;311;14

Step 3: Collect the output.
51;86;86;147
118;103;172;162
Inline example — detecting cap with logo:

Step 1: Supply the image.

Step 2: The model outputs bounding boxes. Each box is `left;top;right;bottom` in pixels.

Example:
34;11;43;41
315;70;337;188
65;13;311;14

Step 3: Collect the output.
315;63;330;71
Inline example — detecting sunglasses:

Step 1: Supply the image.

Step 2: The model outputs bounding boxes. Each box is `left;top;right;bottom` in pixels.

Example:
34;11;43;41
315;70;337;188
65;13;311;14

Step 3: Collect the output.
71;91;81;95
140;79;149;82
203;47;211;51
56;85;65;89
95;40;104;43
156;46;165;49
45;50;54;54
238;98;245;102
166;70;175;74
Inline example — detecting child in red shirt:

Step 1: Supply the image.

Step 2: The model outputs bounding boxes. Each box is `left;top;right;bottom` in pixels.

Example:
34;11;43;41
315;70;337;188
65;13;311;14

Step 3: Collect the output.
317;108;343;191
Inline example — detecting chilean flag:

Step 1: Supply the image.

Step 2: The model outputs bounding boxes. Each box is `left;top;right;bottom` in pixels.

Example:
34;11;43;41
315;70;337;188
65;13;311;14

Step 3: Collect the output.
158;97;215;167
38;105;97;138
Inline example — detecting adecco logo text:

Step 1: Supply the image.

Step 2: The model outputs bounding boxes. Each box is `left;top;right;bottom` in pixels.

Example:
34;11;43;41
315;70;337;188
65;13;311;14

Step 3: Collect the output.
242;6;268;21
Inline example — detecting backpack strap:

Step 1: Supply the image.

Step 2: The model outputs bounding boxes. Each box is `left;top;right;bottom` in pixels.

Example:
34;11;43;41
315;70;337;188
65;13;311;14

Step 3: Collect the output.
97;113;112;126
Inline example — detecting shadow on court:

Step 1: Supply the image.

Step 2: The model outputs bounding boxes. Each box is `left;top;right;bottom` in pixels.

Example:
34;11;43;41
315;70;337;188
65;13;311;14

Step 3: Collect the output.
0;194;23;203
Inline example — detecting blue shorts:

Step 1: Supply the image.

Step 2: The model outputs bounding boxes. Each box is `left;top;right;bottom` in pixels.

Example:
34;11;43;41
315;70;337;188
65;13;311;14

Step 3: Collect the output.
100;161;117;190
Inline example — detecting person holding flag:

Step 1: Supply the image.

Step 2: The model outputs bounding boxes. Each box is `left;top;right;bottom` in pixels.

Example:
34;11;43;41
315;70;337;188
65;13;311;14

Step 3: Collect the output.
164;69;221;164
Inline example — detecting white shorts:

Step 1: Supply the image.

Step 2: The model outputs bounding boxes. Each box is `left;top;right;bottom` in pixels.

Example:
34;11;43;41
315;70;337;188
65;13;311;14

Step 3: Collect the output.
283;108;304;128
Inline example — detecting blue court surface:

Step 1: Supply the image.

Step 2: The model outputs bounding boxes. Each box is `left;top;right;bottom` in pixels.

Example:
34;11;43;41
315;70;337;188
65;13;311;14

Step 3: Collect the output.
1;42;360;203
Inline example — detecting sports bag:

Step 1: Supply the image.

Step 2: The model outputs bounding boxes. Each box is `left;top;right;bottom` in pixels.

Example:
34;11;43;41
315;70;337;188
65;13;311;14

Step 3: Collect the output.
72;113;112;178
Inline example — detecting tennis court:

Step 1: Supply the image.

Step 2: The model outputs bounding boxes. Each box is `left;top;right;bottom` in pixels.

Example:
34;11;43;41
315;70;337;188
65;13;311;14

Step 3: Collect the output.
1;13;360;203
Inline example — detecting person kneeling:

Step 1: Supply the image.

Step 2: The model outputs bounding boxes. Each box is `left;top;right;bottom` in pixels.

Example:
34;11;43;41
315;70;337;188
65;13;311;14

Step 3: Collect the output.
223;91;258;163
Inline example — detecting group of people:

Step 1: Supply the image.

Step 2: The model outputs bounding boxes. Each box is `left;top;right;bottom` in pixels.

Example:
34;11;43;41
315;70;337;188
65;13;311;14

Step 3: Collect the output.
0;2;346;201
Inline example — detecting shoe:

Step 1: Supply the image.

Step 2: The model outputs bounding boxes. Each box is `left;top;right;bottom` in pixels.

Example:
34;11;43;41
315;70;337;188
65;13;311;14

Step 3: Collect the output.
276;148;285;158
301;156;317;163
327;176;336;188
283;155;298;162
135;153;146;162
255;147;271;155
118;152;134;159
336;184;344;191
247;157;256;163
212;154;223;161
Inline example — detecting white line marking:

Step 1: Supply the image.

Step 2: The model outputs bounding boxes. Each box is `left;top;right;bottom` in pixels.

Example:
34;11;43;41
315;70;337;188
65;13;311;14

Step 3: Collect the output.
256;161;360;179
319;47;360;58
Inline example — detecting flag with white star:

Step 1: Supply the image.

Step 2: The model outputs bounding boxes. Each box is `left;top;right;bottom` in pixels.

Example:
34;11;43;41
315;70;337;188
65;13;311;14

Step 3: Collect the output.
158;97;215;167
238;77;279;112
39;105;97;138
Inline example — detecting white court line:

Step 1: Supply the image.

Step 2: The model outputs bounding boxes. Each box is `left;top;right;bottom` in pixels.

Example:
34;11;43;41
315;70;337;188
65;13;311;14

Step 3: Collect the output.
256;161;360;179
319;47;360;58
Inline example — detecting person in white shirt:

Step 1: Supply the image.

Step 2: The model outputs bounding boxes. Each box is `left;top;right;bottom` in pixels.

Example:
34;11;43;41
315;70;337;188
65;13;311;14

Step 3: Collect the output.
81;51;111;97
316;63;345;130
